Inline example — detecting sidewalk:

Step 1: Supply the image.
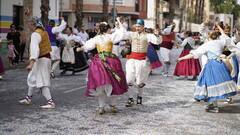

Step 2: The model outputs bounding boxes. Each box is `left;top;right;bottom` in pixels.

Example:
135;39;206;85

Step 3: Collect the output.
1;53;28;71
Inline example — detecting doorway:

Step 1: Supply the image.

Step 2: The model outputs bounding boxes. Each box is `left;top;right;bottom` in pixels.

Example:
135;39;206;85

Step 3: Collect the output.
13;5;23;30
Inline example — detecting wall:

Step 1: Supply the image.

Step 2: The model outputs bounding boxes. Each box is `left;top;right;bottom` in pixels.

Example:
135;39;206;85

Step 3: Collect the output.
33;0;60;24
0;0;23;38
144;0;155;29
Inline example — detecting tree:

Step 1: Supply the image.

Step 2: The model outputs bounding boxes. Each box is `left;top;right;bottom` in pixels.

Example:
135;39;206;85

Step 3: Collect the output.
102;0;109;22
194;0;199;23
168;0;175;23
75;0;84;28
23;0;33;57
185;0;190;30
179;0;186;32
188;0;194;30
210;0;240;22
199;0;205;24
40;0;50;27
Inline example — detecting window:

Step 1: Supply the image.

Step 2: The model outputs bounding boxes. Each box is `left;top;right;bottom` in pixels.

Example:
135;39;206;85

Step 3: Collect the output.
113;0;123;5
100;0;123;5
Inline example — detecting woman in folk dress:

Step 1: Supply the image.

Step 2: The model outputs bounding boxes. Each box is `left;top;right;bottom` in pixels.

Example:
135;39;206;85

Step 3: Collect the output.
77;17;128;115
178;23;238;113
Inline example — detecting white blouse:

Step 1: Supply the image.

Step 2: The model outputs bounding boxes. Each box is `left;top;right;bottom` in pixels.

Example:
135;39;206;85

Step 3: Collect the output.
180;37;195;48
58;33;83;45
83;27;126;52
190;34;231;59
51;20;67;34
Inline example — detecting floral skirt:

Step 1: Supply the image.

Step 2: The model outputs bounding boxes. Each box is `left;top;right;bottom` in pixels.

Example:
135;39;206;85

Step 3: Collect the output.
85;53;128;97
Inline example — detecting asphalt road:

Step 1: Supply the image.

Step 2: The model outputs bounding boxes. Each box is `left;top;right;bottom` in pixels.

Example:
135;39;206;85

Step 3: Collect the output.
0;48;240;135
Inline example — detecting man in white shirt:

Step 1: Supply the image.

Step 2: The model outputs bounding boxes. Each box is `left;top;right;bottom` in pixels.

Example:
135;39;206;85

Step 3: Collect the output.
78;25;89;43
18;16;55;109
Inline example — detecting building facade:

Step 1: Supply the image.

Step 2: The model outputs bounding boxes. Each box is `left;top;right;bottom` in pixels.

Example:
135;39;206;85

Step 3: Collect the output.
0;0;59;38
61;0;144;29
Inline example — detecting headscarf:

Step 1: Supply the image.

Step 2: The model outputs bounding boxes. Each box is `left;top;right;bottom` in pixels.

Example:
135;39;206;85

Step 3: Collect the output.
28;16;43;28
136;19;144;26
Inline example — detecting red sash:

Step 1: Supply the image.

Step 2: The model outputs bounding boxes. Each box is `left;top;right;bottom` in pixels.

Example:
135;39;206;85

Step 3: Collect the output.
129;52;147;60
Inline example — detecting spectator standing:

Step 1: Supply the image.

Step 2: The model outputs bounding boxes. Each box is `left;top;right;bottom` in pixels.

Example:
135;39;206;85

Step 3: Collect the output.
18;25;26;62
6;24;21;65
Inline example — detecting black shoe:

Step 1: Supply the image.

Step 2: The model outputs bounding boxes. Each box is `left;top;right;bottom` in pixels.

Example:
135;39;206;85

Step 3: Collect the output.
60;71;66;75
50;70;55;78
136;96;142;105
205;104;219;113
125;98;134;107
194;98;201;102
224;97;233;104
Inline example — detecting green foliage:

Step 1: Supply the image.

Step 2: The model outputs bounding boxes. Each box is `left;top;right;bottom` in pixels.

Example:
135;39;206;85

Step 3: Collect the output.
210;0;240;21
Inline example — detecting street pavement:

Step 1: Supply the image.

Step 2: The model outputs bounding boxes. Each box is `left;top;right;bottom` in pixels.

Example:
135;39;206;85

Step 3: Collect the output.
0;48;240;135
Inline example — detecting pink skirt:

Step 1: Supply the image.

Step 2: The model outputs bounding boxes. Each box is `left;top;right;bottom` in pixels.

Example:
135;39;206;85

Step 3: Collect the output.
174;49;201;76
85;53;128;97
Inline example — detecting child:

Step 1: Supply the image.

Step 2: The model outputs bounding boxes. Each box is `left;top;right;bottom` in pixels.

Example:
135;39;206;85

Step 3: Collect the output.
7;40;17;66
0;37;10;80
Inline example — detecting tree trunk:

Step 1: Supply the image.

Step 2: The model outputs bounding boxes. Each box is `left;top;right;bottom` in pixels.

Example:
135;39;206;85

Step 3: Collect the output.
194;0;199;23
102;0;109;22
189;0;194;30
40;0;50;27
179;0;186;32
185;0;189;31
199;0;205;23
168;0;175;23
197;0;202;24
23;0;33;57
75;0;84;28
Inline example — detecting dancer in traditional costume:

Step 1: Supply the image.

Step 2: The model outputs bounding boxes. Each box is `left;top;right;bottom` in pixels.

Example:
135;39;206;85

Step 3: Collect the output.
18;16;55;109
178;23;238;113
76;17;128;115
46;17;67;78
58;27;88;75
124;19;162;107
221;25;240;103
160;22;182;77
174;31;201;80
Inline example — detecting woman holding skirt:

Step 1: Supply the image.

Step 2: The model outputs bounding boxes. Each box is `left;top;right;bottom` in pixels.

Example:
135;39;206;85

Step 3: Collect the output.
77;17;128;115
178;23;238;113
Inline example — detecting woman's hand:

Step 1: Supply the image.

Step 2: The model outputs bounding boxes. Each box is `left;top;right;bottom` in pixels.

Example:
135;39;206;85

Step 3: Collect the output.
76;46;84;52
116;17;123;28
204;19;212;26
177;58;182;62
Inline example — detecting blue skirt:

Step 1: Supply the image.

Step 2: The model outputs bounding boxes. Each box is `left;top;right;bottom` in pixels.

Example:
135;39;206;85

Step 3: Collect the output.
194;59;237;102
232;55;239;83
